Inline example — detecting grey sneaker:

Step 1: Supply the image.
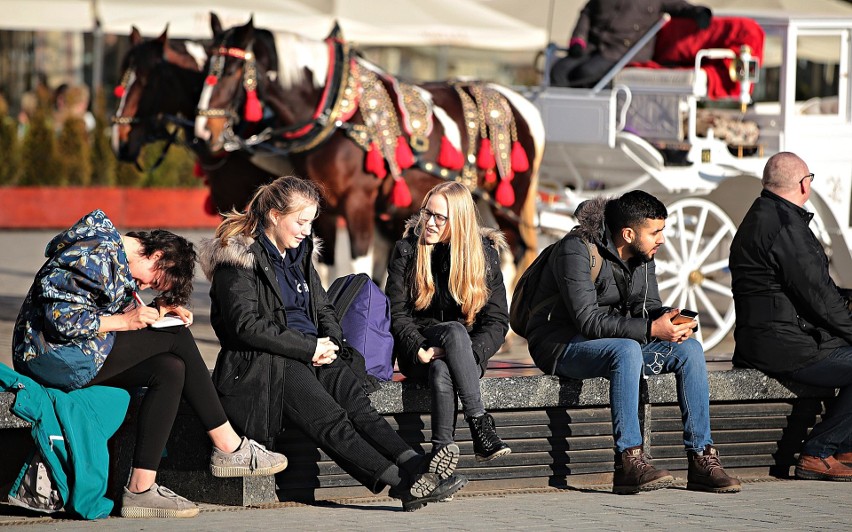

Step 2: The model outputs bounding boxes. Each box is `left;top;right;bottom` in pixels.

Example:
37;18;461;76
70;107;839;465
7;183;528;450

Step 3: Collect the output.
120;483;199;518
210;437;288;478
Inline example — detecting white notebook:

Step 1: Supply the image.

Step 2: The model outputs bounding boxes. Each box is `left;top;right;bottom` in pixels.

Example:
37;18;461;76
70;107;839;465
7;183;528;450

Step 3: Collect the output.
150;315;187;328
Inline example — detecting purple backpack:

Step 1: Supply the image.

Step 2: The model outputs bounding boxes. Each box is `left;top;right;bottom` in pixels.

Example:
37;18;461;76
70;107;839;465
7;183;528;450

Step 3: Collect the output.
327;274;395;381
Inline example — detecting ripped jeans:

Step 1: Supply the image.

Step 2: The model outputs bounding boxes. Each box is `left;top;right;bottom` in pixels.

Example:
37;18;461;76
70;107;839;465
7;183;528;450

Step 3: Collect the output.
555;336;711;453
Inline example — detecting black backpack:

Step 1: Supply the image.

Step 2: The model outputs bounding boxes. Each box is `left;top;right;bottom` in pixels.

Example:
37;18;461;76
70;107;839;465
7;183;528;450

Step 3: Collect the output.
509;234;602;338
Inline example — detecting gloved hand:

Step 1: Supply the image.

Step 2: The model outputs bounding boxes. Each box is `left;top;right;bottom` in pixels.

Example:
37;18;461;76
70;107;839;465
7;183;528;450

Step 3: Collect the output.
568;43;585;58
694;7;712;29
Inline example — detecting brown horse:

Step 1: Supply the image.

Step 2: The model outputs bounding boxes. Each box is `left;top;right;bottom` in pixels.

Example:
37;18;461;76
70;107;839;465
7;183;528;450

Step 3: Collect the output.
194;17;544;278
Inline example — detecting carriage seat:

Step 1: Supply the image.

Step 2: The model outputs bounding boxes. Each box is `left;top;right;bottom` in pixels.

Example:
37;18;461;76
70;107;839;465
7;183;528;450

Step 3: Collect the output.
613;17;764;146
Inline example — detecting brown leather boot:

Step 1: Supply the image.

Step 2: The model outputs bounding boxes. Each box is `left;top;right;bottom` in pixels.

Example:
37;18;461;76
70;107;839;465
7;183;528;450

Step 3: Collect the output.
687;445;742;493
795;454;852;481
835;452;852;467
612;446;673;494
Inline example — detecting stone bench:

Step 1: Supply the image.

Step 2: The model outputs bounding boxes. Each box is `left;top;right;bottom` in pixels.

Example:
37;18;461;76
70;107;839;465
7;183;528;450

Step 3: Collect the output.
0;368;838;508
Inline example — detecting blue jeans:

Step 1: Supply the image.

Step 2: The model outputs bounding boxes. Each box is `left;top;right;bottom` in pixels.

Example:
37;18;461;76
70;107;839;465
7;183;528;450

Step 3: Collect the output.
787;346;852;457
555;336;712;453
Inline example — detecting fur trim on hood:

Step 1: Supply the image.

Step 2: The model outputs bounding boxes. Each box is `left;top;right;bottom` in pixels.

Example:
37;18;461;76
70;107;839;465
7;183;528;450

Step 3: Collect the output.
198;233;323;281
572;197;611;243
402;215;509;256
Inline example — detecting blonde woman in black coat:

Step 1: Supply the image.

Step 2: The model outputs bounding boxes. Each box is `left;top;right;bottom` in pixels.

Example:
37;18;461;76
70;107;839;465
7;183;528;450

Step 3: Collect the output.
200;176;466;511
387;181;511;462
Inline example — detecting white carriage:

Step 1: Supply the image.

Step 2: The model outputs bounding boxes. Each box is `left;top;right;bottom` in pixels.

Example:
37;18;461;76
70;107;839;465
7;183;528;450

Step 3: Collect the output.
527;13;852;351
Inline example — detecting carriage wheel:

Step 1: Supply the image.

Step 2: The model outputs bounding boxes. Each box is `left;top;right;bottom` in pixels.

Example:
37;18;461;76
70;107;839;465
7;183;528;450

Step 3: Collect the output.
654;198;737;352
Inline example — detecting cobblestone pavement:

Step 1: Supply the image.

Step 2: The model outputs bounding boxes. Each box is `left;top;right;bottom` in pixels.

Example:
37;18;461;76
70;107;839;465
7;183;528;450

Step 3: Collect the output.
1;479;849;531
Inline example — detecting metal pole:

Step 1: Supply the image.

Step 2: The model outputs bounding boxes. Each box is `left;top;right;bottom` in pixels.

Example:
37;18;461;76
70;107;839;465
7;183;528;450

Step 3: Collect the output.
91;0;103;92
591;14;671;94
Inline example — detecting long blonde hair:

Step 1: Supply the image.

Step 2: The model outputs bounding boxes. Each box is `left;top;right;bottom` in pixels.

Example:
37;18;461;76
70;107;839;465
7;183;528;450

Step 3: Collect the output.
214;176;322;243
412;182;488;325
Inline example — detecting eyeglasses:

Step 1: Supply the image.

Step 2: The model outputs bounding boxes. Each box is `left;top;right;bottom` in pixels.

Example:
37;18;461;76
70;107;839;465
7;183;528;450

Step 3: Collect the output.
420;208;448;227
799;173;815;185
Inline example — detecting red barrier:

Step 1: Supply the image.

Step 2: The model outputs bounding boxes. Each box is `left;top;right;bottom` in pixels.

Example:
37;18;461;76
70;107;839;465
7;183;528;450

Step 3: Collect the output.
0;187;222;229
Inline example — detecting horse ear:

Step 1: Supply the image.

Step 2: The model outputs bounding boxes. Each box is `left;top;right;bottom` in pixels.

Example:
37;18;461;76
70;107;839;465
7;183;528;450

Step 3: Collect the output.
157;25;169;44
210;12;223;37
247;15;255;29
326;21;344;41
130;26;142;46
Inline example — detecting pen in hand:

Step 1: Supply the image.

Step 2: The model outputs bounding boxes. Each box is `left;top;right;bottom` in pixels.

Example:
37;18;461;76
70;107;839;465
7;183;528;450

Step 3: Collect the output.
133;292;146;308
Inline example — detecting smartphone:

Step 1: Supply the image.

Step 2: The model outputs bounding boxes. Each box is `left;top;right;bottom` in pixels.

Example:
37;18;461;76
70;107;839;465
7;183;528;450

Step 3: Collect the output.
672;309;698;325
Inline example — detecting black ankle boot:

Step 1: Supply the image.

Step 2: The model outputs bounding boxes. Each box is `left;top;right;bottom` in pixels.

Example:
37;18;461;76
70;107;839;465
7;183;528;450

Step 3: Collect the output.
467;413;511;462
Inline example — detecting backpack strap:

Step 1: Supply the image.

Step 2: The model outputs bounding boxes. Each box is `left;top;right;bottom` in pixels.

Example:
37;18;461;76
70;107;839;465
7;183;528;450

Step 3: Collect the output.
329;273;370;321
584;238;603;283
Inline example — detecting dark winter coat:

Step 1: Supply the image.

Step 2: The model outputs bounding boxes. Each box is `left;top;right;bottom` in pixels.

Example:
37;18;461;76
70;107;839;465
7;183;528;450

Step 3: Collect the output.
387;223;510;380
572;0;710;62
199;233;360;446
526;198;665;375
730;190;852;375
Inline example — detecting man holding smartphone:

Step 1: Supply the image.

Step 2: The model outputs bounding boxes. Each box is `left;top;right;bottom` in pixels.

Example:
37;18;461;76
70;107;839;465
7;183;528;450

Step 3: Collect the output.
525;191;741;494
730;152;852;481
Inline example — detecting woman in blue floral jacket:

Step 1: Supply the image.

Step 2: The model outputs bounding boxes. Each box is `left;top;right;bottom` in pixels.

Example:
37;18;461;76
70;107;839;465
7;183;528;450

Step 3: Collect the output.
13;210;287;519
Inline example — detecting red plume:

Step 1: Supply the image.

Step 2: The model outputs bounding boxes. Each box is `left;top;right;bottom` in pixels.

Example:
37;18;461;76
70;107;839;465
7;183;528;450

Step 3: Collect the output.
395;135;415;169
495;179;515;207
113;85;125;98
391;178;412;207
205;75;218;86
193;160;206;178
365;142;387;179
438;136;464;170
477;137;495;170
203;194;218;216
511;140;529;173
244;88;262;122
484;168;497;184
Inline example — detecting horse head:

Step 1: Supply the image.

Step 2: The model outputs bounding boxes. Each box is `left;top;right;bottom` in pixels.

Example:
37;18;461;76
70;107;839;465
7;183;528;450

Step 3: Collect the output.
112;26;208;162
195;16;330;154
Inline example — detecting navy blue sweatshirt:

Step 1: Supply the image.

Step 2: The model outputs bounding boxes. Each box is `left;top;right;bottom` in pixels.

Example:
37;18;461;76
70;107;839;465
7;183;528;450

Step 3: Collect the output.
259;234;318;336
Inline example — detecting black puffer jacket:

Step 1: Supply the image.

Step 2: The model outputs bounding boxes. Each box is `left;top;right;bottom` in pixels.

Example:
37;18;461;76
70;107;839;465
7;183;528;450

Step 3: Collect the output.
387;222;509;380
526;197;664;375
199;234;352;446
572;0;710;62
730;190;852;375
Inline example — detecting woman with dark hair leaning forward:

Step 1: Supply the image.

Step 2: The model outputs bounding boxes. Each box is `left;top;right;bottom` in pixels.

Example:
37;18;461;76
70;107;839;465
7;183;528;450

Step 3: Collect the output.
13;210;287;519
387;182;512;463
199;176;467;511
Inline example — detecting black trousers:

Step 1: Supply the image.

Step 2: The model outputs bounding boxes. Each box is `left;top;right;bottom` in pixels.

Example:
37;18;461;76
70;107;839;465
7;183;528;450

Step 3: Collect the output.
279;357;412;492
550;54;618;88
87;327;227;471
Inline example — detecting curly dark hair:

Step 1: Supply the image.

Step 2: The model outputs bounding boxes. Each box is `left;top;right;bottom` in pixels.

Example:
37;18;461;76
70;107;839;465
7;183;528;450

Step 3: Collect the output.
125;229;196;306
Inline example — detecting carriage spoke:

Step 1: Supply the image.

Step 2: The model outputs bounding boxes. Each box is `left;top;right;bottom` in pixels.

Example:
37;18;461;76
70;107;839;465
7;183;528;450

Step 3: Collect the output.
694;285;726;328
657;277;681;291
663;283;684;307
677;286;689;309
675;208;690;265
688;207;709;259
701;278;733;297
695;225;733;266
699;259;729;275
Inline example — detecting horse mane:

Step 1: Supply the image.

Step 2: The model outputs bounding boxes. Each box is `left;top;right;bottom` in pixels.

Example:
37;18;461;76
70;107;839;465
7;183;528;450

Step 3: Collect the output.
271;31;328;90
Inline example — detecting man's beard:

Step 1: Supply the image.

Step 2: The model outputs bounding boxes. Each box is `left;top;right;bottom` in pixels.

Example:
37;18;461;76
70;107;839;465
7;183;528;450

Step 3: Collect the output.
628;240;656;263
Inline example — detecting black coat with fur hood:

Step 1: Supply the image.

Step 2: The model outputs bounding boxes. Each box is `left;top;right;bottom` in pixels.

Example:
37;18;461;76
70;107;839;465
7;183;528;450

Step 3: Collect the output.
387;220;510;380
526;198;665;375
199;233;347;446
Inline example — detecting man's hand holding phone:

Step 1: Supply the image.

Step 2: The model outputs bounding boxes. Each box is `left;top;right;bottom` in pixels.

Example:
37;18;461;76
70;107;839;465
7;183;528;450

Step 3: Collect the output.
651;308;699;343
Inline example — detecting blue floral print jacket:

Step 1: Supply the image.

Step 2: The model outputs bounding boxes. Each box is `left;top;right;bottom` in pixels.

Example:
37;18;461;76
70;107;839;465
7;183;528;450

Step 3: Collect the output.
13;210;136;390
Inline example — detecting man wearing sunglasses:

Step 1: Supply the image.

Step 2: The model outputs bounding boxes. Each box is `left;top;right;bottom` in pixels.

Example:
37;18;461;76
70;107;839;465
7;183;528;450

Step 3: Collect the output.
730;151;852;481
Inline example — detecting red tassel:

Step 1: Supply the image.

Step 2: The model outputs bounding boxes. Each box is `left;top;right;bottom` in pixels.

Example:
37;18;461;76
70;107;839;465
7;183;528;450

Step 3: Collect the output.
391;178;412;207
495;179;515;207
205;75;218;86
395;135;415;169
203;194;218;216
484;168;497;184
511;140;529;173
244;88;262;122
437;136;463;170
365;143;387;179
113;85;125;98
477;137;495;170
193;160;206;178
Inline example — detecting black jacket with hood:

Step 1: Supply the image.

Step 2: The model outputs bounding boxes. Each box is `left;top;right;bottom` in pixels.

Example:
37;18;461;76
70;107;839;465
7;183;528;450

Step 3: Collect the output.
386;220;510;380
199;233;358;446
526;197;665;375
730;189;852;375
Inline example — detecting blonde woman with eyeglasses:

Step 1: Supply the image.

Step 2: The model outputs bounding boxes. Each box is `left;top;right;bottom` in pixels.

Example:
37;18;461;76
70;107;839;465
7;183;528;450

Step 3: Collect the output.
387;181;512;463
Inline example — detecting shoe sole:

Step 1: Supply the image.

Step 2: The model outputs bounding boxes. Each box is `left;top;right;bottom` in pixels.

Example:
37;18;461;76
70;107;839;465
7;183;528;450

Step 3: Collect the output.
404;476;469;512
794;467;852;481
428;444;460;479
121;506;200;518
475;447;512;463
686;482;742;493
210;458;288;478
612;474;674;494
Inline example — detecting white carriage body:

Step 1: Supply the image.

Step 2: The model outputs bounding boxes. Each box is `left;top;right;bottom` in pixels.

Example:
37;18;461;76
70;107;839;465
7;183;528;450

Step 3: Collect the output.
527;13;852;350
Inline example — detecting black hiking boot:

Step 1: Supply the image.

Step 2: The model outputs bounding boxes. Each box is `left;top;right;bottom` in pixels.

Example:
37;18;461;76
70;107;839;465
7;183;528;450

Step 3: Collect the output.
468;413;511;462
389;473;468;511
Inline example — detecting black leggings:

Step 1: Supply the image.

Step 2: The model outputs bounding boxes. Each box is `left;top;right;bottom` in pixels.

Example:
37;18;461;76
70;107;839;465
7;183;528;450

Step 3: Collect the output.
87;327;227;470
